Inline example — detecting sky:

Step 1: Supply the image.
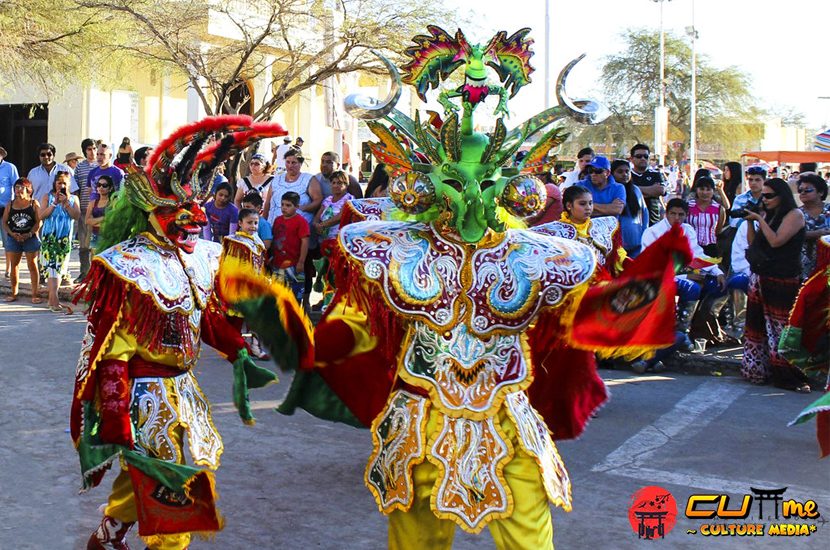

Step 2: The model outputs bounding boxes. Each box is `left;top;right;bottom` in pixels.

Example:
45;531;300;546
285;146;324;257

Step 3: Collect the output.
443;0;830;132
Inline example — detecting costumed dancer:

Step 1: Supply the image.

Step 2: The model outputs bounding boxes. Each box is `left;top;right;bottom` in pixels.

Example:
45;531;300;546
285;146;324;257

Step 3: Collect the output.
71;116;302;550
781;234;830;457
221;27;689;550
221;208;270;358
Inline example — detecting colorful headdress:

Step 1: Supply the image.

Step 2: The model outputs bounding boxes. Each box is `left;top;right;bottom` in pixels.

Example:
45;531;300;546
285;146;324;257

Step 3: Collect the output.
124;115;288;211
344;27;609;243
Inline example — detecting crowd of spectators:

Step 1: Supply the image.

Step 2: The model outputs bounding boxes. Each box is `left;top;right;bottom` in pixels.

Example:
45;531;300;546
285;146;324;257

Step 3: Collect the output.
527;148;828;392
0;134;827;393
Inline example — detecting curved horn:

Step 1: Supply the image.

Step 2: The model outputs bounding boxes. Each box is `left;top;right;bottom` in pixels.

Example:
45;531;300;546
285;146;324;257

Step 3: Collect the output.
344;49;402;120
556;54;610;125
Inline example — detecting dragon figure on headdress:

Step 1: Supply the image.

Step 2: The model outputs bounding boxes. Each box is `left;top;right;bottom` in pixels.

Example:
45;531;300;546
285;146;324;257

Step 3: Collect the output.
344;28;608;243
401;26;534;130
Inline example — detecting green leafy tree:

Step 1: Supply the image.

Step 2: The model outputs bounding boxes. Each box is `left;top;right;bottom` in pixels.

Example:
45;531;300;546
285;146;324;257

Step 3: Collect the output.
584;28;767;161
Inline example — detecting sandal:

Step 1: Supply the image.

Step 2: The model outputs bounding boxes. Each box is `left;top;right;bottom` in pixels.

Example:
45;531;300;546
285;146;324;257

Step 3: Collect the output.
795;384;812;394
49;306;63;313
31;296;42;304
4;295;17;302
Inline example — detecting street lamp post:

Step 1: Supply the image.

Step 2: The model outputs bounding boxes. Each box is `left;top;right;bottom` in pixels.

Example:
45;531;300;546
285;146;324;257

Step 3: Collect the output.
685;3;698;175
651;0;672;166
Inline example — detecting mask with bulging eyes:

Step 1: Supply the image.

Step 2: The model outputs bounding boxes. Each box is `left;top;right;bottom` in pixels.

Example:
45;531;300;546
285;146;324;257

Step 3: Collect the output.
149;202;208;254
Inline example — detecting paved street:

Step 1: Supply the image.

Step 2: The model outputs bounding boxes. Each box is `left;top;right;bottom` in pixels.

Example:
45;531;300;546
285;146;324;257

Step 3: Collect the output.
0;300;828;549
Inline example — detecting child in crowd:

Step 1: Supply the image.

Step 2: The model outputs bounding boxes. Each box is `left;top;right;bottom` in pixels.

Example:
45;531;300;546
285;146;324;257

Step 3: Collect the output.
221;207;270;359
271;191;309;302
687;176;726;257
312;170;352;253
203;182;238;243
311;170;353;310
241;192;272;256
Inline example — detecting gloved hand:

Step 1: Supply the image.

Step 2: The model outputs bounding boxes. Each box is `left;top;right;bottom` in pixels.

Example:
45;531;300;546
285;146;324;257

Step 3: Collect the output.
97;359;133;447
232;348;278;425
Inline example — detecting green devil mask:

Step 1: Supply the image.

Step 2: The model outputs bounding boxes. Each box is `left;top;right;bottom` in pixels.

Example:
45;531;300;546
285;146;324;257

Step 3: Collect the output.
344;27;609;243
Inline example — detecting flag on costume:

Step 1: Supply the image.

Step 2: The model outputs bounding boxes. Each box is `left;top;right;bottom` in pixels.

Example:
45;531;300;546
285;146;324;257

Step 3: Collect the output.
569;224;692;359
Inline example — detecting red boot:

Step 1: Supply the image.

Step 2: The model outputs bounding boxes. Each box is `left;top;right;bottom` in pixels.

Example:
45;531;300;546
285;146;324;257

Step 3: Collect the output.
87;516;135;550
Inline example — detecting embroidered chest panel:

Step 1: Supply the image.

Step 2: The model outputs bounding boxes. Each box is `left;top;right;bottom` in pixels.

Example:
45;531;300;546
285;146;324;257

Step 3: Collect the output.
339;221;595;335
532;217;618;266
402;322;528;415
97;235;220;313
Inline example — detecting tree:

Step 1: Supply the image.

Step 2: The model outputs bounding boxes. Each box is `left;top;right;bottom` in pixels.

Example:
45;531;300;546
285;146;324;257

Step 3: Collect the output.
585;28;767;161
0;1;126;90
74;0;460;121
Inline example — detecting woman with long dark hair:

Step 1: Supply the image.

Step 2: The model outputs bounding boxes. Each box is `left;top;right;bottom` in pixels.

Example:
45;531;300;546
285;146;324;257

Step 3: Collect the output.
722;161;743;205
740;178;809;392
364;163;390;198
39;170;80;312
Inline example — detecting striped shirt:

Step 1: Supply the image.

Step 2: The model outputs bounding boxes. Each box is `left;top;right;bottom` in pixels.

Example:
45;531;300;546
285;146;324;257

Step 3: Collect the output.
687;199;721;247
74;159;97;213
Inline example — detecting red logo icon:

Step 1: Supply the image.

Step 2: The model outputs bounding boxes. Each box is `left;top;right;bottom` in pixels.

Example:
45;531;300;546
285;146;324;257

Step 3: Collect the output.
628;486;678;539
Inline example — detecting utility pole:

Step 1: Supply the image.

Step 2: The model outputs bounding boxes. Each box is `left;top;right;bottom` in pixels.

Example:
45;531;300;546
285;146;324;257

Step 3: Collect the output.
545;0;551;109
685;1;698;175
651;0;672;166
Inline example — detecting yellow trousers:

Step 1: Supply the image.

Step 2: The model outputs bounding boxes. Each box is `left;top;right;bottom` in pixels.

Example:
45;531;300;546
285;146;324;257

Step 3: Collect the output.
105;470;192;550
388;411;555;550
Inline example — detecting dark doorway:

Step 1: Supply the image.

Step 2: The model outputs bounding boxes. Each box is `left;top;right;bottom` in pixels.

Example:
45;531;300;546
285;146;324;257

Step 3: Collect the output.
220;80;254;117
0;104;49;174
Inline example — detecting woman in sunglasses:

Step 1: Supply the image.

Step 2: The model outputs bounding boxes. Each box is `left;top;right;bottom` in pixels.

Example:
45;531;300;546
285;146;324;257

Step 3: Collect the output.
84;175;114;254
1;178;42;303
741;178;810;392
796;173;830;280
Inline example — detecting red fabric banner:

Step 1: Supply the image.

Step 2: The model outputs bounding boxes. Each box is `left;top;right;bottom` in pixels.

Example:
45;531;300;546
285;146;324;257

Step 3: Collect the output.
570;224;692;358
129;466;222;537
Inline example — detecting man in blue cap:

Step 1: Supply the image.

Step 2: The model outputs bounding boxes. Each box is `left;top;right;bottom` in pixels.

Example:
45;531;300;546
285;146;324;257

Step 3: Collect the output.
579;155;626;218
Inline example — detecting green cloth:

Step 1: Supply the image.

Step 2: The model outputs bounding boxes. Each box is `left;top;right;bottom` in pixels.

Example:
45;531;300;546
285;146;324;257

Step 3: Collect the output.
235;297;301;370
789;390;830;426
779;326;829;371
232;348;278;424
78;402;202;494
277;370;365;429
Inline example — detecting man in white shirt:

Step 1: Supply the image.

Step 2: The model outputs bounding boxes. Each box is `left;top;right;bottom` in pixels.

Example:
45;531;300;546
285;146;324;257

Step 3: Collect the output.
560;147;594;189
27;143;74;201
641;198;727;354
273;136;293;172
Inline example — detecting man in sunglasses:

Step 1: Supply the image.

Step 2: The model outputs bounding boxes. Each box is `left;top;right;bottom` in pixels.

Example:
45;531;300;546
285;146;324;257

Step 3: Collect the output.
27;143;75;203
580;155;626;217
629;143;666;226
729;165;766;228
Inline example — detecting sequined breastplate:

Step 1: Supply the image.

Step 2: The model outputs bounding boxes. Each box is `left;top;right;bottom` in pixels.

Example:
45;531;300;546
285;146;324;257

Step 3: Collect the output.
95;234;221;368
531;217;618;266
340;221;595;336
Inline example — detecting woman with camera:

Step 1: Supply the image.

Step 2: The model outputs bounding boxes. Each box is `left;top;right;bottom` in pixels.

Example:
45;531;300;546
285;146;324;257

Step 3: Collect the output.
740;178;810;392
39;170;80;313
